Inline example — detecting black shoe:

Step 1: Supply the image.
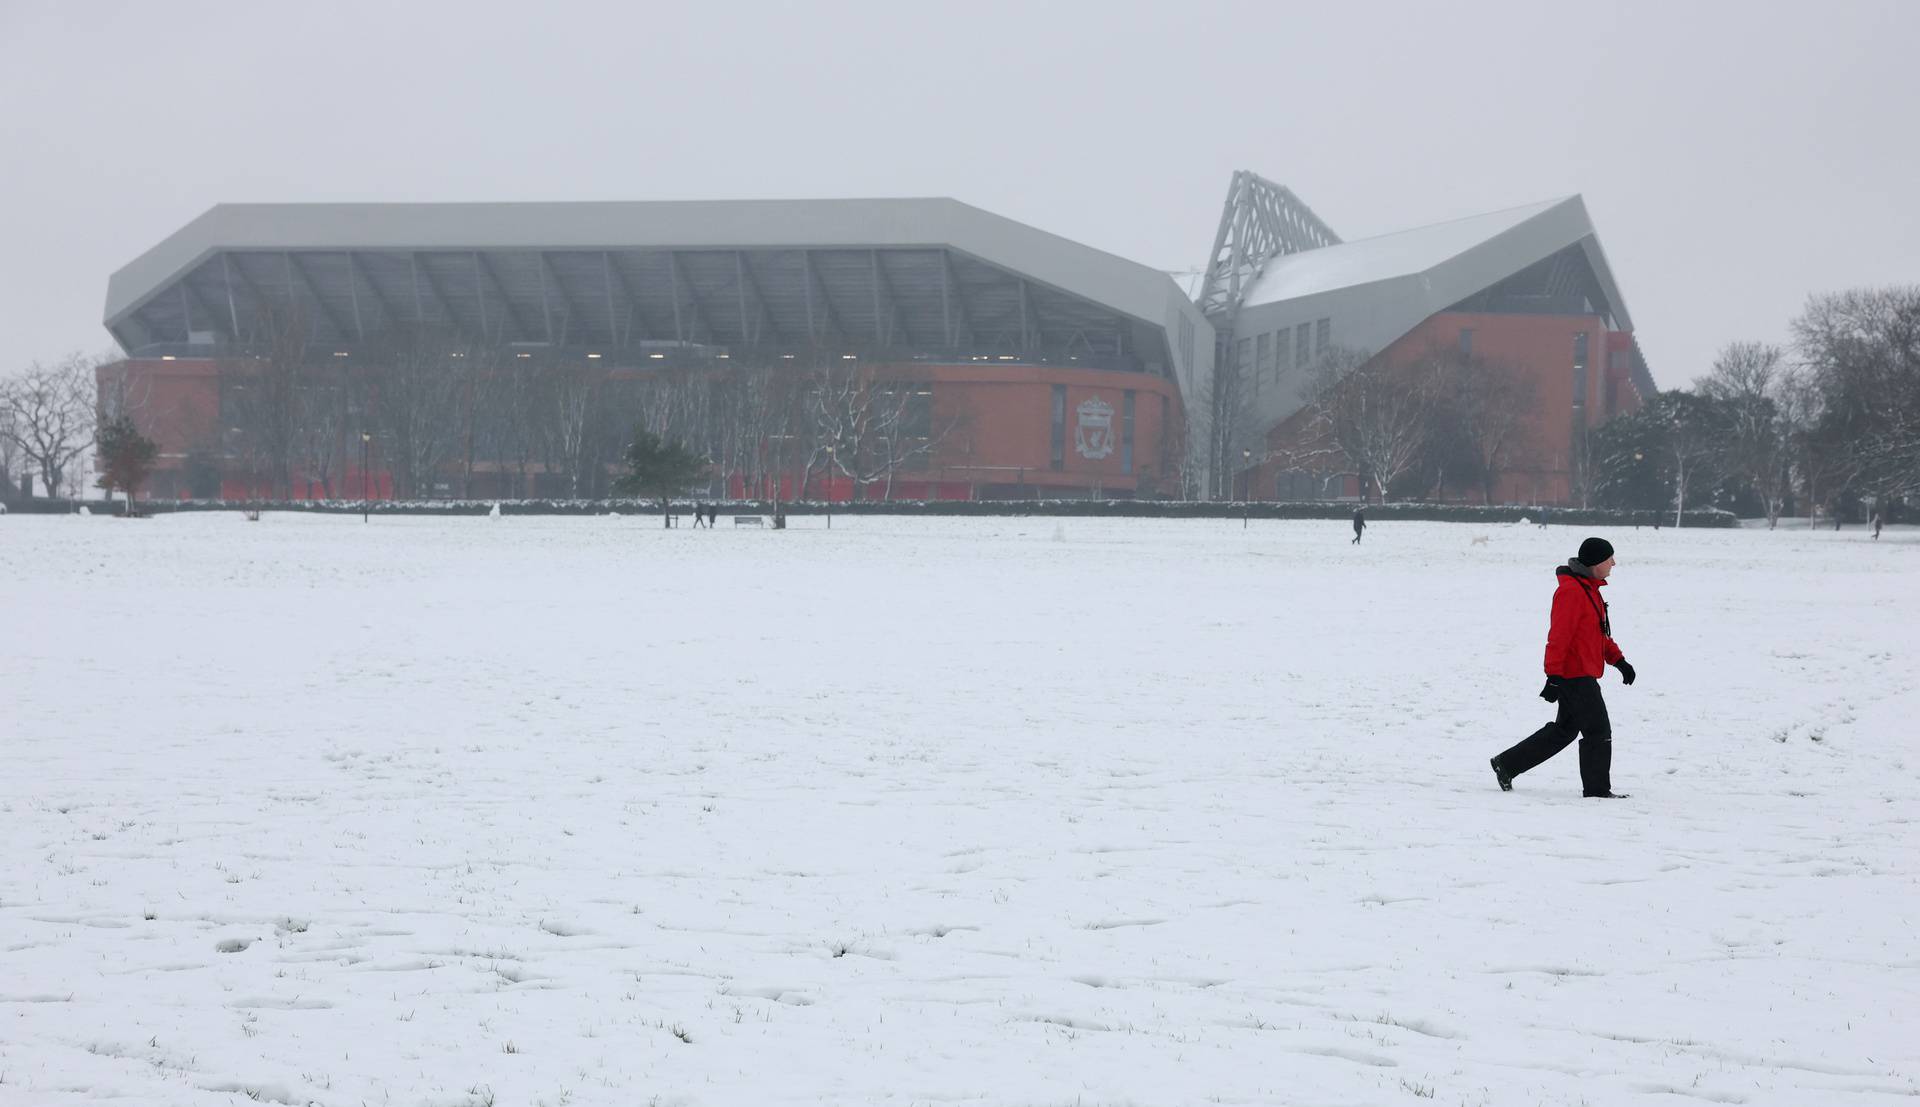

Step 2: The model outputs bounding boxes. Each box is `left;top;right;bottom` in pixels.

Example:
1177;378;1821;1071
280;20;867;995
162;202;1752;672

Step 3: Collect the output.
1490;756;1513;792
1583;791;1631;799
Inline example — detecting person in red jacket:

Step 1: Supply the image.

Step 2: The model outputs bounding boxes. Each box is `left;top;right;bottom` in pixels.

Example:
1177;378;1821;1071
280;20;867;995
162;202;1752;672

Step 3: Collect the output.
1489;536;1637;798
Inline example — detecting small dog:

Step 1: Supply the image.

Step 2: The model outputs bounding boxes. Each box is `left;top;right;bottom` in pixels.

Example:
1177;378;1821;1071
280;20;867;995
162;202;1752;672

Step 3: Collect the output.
1470;535;1489;547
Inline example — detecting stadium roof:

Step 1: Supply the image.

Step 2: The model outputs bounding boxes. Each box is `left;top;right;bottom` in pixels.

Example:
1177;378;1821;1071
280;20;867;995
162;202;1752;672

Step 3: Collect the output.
1222;193;1656;440
1237;193;1650;387
102;198;1211;391
1240;195;1634;331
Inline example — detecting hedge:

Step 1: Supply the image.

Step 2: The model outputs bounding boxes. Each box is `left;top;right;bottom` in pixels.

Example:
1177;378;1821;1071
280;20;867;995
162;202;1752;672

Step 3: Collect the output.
118;497;1739;527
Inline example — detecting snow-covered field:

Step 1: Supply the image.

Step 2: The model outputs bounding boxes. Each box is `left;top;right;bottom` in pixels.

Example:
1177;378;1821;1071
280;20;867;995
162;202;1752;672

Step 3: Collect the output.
2;512;1915;1107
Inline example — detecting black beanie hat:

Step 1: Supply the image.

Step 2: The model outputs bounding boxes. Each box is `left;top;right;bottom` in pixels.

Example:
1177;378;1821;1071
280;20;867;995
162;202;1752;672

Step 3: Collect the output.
1577;537;1615;567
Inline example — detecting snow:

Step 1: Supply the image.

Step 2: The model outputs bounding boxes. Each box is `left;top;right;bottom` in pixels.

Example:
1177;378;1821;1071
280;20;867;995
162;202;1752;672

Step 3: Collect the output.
1240;197;1570;307
2;513;1916;1106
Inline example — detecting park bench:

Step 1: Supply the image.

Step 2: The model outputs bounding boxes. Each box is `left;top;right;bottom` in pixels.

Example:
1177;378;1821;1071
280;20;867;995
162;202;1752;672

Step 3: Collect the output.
734;515;764;527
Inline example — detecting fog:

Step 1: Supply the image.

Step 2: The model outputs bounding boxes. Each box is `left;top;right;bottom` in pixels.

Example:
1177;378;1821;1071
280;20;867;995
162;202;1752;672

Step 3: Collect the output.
2;0;1915;385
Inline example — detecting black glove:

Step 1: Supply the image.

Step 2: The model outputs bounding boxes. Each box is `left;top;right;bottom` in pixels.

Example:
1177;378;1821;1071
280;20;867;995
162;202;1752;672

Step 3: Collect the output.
1539;676;1564;702
1613;659;1636;685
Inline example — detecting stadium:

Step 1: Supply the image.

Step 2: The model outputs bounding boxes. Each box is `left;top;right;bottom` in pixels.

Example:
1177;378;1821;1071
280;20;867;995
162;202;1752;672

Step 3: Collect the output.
98;173;1653;504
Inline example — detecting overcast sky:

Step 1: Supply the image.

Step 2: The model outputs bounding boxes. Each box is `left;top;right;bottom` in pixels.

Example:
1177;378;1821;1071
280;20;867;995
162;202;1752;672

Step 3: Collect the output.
2;0;1915;387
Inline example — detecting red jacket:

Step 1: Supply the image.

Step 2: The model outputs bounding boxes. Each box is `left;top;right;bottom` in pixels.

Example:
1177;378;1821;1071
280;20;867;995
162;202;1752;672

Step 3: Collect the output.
1544;565;1625;678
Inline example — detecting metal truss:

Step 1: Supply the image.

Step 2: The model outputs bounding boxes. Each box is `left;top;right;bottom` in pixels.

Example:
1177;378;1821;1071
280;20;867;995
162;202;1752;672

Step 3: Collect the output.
1197;170;1341;323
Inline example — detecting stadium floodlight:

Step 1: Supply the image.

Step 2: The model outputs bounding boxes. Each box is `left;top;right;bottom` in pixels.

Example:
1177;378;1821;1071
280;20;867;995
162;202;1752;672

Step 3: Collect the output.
333;351;350;358
587;353;602;359
161;355;176;361
649;353;665;360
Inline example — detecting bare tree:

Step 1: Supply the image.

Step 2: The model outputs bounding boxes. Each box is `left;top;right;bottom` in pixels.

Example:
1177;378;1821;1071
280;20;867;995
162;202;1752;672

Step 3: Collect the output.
0;387;21;498
874;380;961;499
1433;349;1538;504
713;360;807;501
1;353;97;499
96;355;154;425
1700;341;1793;527
806;359;955;501
717;362;766;498
1792;286;1920;505
761;365;813;505
1150;393;1191;501
292;362;348;498
1202;345;1264;499
224;302;312;498
473;352;548;498
1773;363;1842;527
1297;347;1436;503
366;325;466;499
1650;390;1728;527
450;341;504;498
544;361;606;499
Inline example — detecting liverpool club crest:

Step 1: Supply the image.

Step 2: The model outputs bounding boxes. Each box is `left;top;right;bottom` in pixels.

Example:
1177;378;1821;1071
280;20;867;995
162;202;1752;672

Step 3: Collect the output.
1074;396;1115;460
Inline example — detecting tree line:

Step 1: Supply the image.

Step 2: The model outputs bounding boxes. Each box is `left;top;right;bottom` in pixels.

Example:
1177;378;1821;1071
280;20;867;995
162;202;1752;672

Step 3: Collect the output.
226;311;957;503
1210;284;1919;522
1588;286;1919;525
1;305;959;506
1212;341;1542;505
7;286;1914;518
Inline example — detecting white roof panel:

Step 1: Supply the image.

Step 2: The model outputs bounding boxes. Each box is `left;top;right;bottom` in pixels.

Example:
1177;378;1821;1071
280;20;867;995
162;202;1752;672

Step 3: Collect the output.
105;197;1195;335
1241;197;1571;306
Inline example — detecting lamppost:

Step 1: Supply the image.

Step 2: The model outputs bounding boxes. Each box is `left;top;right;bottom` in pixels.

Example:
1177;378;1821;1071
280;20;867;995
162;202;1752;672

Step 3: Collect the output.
1242;447;1253;529
361;431;371;523
1633;451;1645;526
825;444;836;530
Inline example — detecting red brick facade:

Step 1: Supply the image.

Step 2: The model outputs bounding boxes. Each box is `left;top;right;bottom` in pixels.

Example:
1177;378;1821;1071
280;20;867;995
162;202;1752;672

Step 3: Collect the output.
1252;312;1648;505
98;357;1183;502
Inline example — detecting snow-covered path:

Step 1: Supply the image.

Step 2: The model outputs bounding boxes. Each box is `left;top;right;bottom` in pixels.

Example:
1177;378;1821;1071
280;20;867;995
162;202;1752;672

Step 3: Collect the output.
2;513;1915;1106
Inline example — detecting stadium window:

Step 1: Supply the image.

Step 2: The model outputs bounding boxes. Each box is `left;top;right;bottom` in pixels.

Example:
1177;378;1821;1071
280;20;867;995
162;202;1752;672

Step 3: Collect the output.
1122;390;1135;474
1572;332;1589;408
1459;328;1474;355
1295;323;1311;370
1316;318;1331;357
1275;329;1291;375
1255;332;1272;382
1050;385;1066;470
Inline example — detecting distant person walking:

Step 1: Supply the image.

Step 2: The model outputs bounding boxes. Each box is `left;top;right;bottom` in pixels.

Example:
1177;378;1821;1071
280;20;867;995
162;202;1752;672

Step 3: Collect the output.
692;502;707;529
1489;537;1636;799
1351;506;1366;545
1871;510;1884;539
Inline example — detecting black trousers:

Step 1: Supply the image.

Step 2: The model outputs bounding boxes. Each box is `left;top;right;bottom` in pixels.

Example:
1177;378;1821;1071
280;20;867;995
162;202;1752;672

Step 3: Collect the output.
1495;676;1613;795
